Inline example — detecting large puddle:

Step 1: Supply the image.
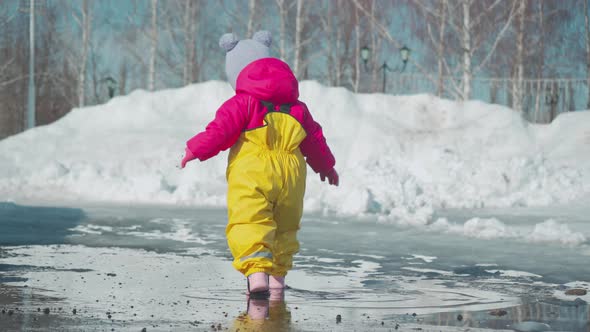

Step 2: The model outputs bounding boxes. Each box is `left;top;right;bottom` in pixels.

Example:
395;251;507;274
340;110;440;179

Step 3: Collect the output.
0;204;588;331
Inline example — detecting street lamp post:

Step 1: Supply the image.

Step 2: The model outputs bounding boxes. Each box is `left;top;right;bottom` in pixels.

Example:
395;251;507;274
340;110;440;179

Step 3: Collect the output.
28;0;35;129
379;62;392;93
20;0;46;129
19;0;37;129
360;45;412;93
545;83;560;122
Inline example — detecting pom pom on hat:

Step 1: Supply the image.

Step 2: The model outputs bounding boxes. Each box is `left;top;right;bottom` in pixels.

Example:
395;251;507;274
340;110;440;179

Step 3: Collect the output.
219;33;239;52
252;30;272;47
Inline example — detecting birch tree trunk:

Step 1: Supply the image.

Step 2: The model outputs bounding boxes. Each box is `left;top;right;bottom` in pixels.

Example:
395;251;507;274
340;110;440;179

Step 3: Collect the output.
534;0;545;117
148;0;158;91
119;62;127;96
461;0;472;100
183;0;197;85
247;0;257;37
585;0;590;108
78;0;90;107
275;0;287;61
335;0;343;86
325;0;335;85
182;0;191;85
352;6;361;93
512;0;526;112
91;46;99;103
293;0;304;78
436;0;447;97
369;1;378;91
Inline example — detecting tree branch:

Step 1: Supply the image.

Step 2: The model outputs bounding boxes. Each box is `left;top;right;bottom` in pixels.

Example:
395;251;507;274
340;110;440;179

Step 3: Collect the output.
351;0;440;88
474;0;517;74
0;75;28;88
470;0;503;29
220;0;247;32
411;0;442;19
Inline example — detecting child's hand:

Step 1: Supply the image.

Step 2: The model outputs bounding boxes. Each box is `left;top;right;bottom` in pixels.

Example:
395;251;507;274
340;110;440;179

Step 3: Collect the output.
180;148;196;168
320;168;339;186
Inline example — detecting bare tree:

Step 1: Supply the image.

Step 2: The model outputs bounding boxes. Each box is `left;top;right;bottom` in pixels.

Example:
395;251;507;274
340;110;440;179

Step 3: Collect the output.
70;0;91;107
183;0;199;85
320;0;335;85
118;61;127;96
534;0;545;116
274;0;295;62
411;0;448;96
90;42;100;103
408;0;517;100
364;0;388;92
460;0;472;100
436;0;447;96
0;7;21;137
522;1;569;118
293;0;304;78
586;0;590;108
3;0;587;141
246;0;258;37
512;0;526;112
148;0;158;91
0;6;19;86
23;3;79;128
57;0;94;107
0;59;19;88
119;2;146;91
351;5;361;92
450;0;518;100
320;0;354;87
353;0;442;94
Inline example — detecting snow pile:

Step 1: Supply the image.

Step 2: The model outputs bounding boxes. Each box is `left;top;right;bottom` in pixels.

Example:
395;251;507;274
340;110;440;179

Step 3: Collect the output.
526;219;587;247
430;217;587;247
0;80;589;225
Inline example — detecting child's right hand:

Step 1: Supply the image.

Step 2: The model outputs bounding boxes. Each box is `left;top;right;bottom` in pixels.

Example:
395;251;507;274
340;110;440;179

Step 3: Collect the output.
180;148;196;168
320;168;339;186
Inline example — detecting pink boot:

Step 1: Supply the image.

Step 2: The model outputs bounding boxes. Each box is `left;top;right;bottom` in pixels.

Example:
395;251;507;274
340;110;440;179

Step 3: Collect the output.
247;272;269;294
269;275;285;289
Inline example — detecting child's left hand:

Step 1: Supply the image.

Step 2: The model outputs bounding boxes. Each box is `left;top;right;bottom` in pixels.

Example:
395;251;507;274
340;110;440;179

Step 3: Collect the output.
320;168;339;186
180;148;196;168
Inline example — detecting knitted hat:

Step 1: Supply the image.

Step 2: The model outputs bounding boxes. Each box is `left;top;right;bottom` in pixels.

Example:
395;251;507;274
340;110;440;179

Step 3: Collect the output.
219;31;272;89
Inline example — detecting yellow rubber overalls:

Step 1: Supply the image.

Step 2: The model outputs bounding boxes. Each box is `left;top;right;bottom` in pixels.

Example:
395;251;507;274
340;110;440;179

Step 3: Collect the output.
225;102;307;277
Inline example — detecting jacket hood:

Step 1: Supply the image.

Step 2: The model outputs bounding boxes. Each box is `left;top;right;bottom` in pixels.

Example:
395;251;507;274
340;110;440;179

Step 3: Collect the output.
235;58;299;104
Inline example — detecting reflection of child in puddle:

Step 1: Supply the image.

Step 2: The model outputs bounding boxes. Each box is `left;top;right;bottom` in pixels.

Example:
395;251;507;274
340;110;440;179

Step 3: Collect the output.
181;30;338;295
232;289;292;330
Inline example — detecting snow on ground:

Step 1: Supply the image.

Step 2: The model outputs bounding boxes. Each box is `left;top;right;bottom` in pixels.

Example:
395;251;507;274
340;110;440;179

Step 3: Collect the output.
0;80;589;245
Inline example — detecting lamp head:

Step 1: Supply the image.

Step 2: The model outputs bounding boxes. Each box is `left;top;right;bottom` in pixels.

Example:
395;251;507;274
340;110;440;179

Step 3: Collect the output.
361;46;370;63
400;46;411;63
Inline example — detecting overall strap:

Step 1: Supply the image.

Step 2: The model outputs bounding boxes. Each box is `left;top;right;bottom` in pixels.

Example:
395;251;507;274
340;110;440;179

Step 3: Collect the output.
261;100;291;114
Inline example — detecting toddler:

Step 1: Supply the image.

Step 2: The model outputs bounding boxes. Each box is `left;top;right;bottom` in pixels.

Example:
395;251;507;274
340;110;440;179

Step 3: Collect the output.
181;31;338;294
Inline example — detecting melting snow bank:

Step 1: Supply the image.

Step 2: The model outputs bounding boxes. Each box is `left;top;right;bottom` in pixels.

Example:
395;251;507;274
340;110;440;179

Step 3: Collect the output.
1;81;589;228
429;218;587;247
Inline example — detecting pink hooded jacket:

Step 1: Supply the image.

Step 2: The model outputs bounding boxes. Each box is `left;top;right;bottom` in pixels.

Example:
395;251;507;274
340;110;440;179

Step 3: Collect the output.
186;58;335;174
